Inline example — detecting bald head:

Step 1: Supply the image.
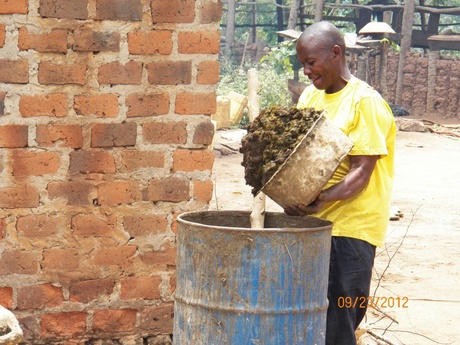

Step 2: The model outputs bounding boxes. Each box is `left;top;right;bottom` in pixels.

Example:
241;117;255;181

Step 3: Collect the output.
297;21;346;55
295;21;351;93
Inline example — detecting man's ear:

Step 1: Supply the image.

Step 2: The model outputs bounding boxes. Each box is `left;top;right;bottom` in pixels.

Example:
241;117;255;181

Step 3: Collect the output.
332;45;341;59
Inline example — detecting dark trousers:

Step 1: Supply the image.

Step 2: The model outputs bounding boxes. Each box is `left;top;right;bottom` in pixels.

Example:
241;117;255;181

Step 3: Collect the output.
325;236;376;345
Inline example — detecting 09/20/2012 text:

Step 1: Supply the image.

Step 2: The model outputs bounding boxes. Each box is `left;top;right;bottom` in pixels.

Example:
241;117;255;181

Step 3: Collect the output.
338;296;409;309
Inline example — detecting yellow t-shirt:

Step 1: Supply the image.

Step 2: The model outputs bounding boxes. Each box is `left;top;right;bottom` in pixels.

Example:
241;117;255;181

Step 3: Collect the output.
297;76;396;247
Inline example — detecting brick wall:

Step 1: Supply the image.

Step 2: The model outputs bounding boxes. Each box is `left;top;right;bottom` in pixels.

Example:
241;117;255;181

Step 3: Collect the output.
0;0;221;344
366;52;460;120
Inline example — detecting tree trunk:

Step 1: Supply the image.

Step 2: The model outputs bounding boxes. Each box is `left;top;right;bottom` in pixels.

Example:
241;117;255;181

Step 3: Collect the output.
379;41;389;100
225;0;236;56
288;0;302;30
395;0;415;105
276;0;284;43
251;3;256;43
315;0;324;22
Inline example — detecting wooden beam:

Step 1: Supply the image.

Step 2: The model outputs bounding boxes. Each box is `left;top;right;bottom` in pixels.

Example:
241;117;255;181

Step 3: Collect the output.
428;35;460;51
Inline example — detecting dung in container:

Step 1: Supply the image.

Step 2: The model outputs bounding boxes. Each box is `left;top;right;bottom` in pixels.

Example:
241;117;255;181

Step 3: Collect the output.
240;106;353;209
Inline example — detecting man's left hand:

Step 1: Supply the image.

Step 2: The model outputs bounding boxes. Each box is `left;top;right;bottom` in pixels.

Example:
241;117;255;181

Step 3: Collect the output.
284;192;327;216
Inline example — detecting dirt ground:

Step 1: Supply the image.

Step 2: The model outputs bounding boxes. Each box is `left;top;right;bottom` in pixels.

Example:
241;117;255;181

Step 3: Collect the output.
208;119;460;345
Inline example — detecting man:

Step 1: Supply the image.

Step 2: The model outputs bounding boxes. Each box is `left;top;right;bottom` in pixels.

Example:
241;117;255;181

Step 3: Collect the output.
284;22;396;345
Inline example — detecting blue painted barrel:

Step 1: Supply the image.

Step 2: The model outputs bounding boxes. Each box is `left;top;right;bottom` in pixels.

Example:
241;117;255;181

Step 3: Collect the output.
173;211;332;345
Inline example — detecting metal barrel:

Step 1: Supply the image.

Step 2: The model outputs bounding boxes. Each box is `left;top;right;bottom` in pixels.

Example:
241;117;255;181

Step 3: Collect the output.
173;211;332;345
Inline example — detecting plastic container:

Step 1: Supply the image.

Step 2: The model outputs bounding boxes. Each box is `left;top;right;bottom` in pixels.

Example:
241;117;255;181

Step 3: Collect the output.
261;114;353;209
214;96;232;129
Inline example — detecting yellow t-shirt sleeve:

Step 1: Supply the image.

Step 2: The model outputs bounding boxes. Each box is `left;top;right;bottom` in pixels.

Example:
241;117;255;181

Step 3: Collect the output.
348;95;394;157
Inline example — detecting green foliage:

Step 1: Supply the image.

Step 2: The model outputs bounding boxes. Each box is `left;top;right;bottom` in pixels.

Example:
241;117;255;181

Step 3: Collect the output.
217;58;294;109
217;54;309;127
260;40;302;74
217;57;250;97
380;38;400;52
258;62;296;109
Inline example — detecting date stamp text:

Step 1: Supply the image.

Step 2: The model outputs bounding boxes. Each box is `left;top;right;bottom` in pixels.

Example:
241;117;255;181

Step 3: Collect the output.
337;296;409;309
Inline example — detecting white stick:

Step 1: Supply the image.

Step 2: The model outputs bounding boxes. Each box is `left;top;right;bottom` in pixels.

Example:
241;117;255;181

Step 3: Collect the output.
247;68;266;228
250;192;266;228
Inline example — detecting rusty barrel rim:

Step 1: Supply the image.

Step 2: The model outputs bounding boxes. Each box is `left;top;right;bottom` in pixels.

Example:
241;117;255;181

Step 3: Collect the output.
177;210;332;233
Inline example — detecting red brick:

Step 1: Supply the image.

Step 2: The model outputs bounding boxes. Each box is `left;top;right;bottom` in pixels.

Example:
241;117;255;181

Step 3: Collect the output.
18;27;68;53
140;304;174;333
175;92;216;115
38;0;88;19
36;124;83;148
0;185;39;208
41;312;86;338
139;245;175;267
193;179;213;203
193;119;215;145
0;92;5;116
17;284;63;310
178;31;220;54
0;59;29;84
91;123;137;147
98;61;142;85
38;61;86;85
197;60;220;84
69;151;115;174
120;276;162;300
0;218;5;240
151;0;194;23
48;181;93;205
142;121;187;145
199;0;222;24
0;287;13;309
144;177;189;202
97;180;142;206
95;0;142;21
71;213;116;237
0;0;28;14
17;214;63;238
17;315;39;340
19;94;67;117
171;212;180;234
74;94;118;117
119;150;164;172
0;251;38;275
69;278;116;303
92;309;136;333
0;125;28;147
169;274;176;293
93;246;137;268
12;150;60;176
173;149;214;172
42;249;79;271
73;28;120;52
147;61;191;85
123;214;168;236
128;30;172;55
0;153;5;174
126;93;169;117
0;23;5;47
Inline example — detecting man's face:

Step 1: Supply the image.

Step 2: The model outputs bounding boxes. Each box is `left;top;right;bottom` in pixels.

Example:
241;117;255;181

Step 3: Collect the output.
296;38;338;93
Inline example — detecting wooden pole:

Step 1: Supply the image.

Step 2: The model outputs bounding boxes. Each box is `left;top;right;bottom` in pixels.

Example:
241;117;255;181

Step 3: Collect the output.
247;69;266;228
226;0;236;57
288;0;301;30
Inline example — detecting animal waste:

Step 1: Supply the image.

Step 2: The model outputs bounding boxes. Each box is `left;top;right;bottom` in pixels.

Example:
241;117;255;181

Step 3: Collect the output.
240;106;323;195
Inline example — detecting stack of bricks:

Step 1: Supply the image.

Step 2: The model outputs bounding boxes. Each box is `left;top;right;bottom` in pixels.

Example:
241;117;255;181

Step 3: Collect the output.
367;52;460;119
0;0;221;343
